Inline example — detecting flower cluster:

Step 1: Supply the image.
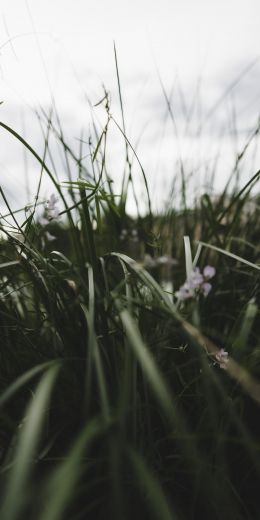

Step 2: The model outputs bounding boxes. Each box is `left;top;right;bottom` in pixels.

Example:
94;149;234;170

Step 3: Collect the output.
40;194;60;226
215;348;229;369
46;194;60;220
39;194;60;243
176;265;216;301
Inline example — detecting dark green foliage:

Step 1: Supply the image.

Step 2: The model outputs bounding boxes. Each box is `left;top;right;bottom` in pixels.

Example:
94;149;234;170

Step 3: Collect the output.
0;103;260;520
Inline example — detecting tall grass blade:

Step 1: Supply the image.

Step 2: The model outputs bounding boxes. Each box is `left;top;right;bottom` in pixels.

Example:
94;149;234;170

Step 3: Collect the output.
127;446;176;520
39;417;105;520
0;364;60;520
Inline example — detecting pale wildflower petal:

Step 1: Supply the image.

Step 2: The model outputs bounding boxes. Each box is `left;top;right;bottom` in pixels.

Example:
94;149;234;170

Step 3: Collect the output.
46;193;60;221
176;284;194;300
48;194;59;209
176;265;215;301
203;265;216;279
215;348;229;369
201;282;212;296
189;269;203;289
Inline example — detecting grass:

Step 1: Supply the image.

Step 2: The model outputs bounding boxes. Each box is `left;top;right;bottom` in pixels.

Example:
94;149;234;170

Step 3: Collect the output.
0;77;260;520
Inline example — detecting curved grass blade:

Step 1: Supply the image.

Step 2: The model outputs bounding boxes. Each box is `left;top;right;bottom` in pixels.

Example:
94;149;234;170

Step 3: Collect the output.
0;364;60;520
127;445;177;520
118;305;175;420
198;241;260;271
0;361;60;408
39;417;105;520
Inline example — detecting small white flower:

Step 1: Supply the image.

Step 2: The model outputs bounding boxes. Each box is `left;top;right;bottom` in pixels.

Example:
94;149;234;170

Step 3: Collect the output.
47;193;59;210
215;348;229;369
203;265;216;279
201;282;212;296
46;194;60;220
176;284;194;300
189;268;204;289
176;264;216;301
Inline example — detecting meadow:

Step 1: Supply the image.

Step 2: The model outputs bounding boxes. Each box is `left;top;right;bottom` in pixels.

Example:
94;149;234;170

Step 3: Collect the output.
0;77;260;520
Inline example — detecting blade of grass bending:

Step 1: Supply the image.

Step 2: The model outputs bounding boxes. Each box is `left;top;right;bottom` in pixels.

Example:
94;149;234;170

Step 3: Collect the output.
0;361;60;408
0;260;20;270
0;122;59;200
117;305;200;473
0;187;25;240
118;306;175;420
39;417;105;520
127;445;177;520
0;200;45;219
0;120;82;263
0;364;60;520
110;115;152;220
216;168;260;230
110;253;176;311
198;241;260;271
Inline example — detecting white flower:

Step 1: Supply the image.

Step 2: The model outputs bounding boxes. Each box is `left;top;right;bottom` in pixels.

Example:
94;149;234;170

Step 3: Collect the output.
176;264;216;301
215;348;229;369
203;265;216;279
201;282;212;296
46;194;60;220
176;283;194;300
188;268;204;289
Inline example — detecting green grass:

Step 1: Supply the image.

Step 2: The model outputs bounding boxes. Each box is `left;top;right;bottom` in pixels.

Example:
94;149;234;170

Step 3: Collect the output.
0;83;260;520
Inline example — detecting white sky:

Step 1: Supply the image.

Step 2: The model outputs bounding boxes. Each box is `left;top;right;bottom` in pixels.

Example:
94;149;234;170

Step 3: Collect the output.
0;0;260;213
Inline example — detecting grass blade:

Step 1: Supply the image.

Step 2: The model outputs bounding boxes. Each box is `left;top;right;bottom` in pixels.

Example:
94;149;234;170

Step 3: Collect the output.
0;364;60;520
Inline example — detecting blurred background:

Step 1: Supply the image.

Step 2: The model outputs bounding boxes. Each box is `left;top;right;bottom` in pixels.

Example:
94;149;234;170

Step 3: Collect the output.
0;0;260;214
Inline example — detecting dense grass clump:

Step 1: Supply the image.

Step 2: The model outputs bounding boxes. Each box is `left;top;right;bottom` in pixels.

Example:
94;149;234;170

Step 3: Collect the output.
0;94;260;520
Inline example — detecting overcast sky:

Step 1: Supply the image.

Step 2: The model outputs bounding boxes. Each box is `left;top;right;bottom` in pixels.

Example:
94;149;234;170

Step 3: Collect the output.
0;0;260;213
